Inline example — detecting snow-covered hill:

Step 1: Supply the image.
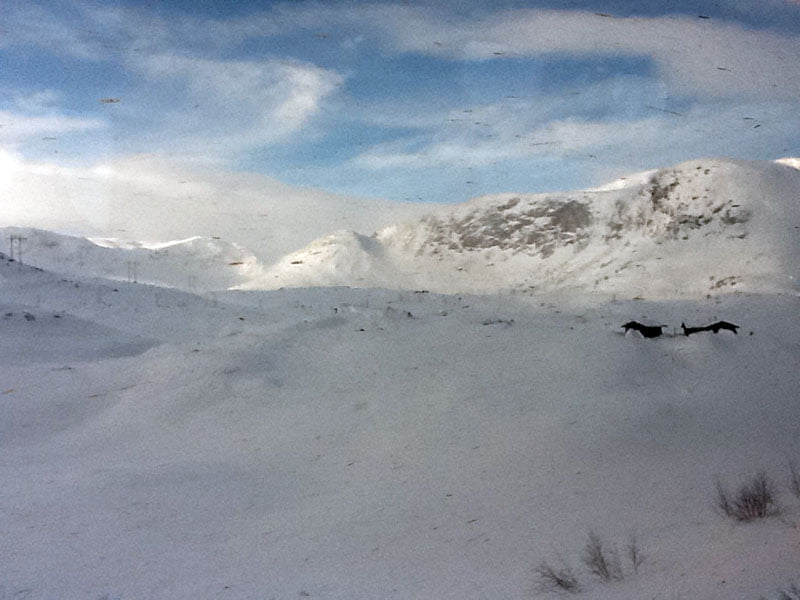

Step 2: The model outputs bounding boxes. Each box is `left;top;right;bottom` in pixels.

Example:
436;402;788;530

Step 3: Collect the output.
1;251;799;599
0;227;265;292
246;158;800;298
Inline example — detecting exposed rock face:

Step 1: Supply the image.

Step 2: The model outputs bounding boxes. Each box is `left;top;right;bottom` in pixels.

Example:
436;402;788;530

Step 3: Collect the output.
605;167;752;242
417;198;593;257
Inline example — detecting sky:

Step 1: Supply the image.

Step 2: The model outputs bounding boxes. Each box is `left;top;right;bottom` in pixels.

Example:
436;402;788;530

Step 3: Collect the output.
2;0;800;210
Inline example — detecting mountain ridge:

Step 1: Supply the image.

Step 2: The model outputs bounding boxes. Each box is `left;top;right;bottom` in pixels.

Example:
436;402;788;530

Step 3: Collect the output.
243;158;800;298
0;227;263;292
4;157;798;299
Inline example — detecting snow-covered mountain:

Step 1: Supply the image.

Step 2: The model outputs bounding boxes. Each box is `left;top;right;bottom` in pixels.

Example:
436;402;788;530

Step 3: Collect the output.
9;157;797;299
245;158;800;298
0;227;265;292
2;159;800;599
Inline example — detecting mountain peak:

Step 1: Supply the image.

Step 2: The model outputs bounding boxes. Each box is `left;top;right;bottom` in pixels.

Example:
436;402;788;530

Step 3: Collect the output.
244;158;800;299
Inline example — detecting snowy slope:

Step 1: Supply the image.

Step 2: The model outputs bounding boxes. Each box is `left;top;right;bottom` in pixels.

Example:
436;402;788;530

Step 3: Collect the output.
253;230;401;290
247;158;800;298
776;157;800;170
0;256;278;342
0;227;265;292
1;251;799;599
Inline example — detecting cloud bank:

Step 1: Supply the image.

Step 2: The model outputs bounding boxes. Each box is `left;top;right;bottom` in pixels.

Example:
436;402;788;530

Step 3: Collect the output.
1;1;798;208
0;149;427;262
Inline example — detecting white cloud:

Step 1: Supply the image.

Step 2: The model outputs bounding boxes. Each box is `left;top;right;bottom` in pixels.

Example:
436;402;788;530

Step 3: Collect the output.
3;3;797;202
2;3;183;60
343;7;800;100
0;110;105;147
3;5;344;157
0;91;100;149
0;4;97;58
6;4;798;102
351;80;649;170
353;89;800;181
0;150;426;262
11;90;63;113
131;54;344;154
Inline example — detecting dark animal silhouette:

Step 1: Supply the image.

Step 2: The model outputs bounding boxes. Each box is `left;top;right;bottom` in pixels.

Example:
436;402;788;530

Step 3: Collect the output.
622;321;665;338
681;320;739;336
681;322;706;336
708;320;739;334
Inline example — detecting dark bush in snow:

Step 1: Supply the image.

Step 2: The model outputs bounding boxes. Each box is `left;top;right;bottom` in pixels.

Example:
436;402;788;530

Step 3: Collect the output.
581;531;623;582
776;584;800;600
534;559;580;594
715;471;779;521
762;583;800;600
627;534;646;574
789;461;800;499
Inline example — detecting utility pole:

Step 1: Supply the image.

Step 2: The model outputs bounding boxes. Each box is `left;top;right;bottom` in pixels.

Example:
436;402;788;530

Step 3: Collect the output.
9;235;26;265
127;260;138;283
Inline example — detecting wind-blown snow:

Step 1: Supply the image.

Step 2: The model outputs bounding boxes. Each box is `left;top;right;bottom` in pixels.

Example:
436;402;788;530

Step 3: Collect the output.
776;157;800;170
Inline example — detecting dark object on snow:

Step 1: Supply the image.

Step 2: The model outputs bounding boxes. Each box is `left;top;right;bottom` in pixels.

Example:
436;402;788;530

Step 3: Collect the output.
708;320;739;334
681;320;739;335
622;321;664;338
680;322;706;336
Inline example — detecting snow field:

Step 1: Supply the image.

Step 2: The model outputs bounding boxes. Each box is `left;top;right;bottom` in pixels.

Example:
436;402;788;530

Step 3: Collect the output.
1;268;799;598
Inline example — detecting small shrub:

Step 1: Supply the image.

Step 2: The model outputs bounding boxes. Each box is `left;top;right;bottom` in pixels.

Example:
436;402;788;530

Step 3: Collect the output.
581;531;623;582
716;471;779;521
627;534;646;574
535;559;580;594
789;461;800;499
763;584;800;600
777;584;800;600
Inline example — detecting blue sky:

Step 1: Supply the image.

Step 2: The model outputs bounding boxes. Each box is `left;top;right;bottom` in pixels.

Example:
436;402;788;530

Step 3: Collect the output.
2;0;800;205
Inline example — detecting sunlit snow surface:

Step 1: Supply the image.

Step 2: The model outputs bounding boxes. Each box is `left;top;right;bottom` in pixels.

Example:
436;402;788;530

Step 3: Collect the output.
1;255;799;599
